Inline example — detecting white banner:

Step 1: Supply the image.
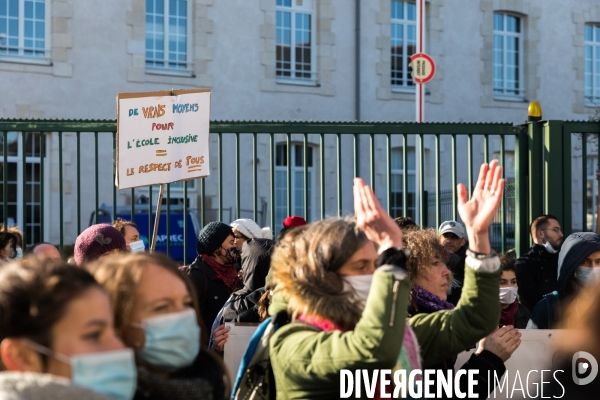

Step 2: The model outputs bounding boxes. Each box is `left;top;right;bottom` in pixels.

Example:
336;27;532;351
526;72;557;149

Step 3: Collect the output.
116;89;210;189
224;322;260;380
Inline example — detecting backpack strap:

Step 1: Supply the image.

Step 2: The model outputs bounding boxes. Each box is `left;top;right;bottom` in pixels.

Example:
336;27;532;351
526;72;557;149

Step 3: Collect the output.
543;291;560;327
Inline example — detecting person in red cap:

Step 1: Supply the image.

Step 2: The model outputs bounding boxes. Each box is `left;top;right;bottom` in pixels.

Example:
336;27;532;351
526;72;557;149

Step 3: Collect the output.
278;216;307;241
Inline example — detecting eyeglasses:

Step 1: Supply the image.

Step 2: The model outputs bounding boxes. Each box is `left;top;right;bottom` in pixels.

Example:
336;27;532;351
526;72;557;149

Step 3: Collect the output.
541;227;562;233
233;235;247;240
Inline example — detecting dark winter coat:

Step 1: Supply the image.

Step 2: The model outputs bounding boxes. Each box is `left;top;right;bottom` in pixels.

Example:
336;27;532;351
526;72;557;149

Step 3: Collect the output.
447;244;467;305
514;244;559;311
528;232;600;329
187;257;237;331
408;299;506;400
220;238;275;324
513;302;531;329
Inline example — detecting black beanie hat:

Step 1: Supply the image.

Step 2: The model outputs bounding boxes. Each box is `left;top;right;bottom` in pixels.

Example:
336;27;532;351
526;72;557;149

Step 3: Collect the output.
196;222;233;255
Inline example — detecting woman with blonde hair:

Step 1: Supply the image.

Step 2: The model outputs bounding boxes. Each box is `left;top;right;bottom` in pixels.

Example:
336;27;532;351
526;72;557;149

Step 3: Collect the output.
88;252;228;400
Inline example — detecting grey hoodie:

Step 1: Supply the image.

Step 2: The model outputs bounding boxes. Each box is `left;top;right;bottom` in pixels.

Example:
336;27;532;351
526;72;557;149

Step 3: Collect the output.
0;372;111;400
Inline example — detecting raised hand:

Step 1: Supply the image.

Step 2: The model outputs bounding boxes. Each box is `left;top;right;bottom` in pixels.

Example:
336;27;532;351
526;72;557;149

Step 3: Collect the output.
353;178;403;250
457;160;504;254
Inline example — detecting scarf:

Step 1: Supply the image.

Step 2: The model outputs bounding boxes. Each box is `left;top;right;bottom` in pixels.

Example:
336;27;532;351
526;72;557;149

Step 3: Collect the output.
200;254;239;292
500;301;519;327
298;314;422;399
411;285;455;312
136;366;216;400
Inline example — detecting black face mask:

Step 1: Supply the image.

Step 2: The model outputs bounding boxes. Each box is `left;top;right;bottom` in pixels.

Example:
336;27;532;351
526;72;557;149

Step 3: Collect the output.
223;247;240;264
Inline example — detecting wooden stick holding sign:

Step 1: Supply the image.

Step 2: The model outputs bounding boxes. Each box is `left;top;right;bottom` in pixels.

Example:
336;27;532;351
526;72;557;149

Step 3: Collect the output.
116;89;211;254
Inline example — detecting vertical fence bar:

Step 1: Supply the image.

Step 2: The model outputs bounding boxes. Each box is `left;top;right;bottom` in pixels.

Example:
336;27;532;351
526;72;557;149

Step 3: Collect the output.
468;134;473;197
451;134;457;221
402;135;408;218
303;134;308;221
76;132;81;234
435;134;440;229
370;133;375;187
184;180;188;265
21;132;27;247
286;134;291;217
353;133;358;178
218;132;223;222
320;133;325;220
94;132;99;224
419;134;425;226
59;132;64;252
148;185;152;245
337;133;342;216
166;183;170;256
500;136;506;253
201;173;205;228
40;133;44;241
386;134;391;215
253;132;258;222
582;133;588;230
2;131;6;231
484;135;489;163
236;133;240;220
130;188;135;220
270;134;275;229
112;132;117;221
515;126;529;257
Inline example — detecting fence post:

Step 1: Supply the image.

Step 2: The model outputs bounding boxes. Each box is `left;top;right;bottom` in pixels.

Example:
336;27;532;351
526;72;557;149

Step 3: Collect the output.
514;125;529;257
528;121;544;226
544;121;570;235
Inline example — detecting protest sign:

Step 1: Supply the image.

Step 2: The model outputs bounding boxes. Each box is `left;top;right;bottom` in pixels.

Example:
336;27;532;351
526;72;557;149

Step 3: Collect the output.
116;89;210;190
224;322;260;380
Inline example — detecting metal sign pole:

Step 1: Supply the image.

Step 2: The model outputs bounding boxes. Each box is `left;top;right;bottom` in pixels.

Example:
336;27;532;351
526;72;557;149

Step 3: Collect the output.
415;0;425;122
150;184;165;253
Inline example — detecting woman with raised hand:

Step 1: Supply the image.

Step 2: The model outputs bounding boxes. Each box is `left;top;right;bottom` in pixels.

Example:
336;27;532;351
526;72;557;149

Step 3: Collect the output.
268;178;415;399
0;259;136;400
88;252;228;400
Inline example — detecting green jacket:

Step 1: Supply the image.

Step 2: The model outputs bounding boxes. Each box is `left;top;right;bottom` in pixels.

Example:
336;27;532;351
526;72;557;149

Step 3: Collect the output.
268;267;410;400
409;258;502;367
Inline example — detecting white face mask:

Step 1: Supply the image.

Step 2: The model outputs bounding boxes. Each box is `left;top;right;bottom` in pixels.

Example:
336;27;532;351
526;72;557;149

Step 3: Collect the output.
342;274;373;309
574;266;600;287
14;248;23;260
129;240;145;253
499;287;518;305
544;240;559;254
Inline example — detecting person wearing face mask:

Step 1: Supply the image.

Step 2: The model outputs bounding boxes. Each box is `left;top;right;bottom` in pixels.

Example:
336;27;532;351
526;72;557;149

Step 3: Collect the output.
74;224;127;266
0;259;136;400
230;219;273;252
498;253;530;329
88;252;228;400
528;232;600;329
186;221;241;333
514;215;563;311
0;231;17;266
113;219;145;253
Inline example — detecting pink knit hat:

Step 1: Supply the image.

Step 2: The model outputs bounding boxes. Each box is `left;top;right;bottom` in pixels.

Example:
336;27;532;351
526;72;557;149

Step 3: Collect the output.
74;224;127;266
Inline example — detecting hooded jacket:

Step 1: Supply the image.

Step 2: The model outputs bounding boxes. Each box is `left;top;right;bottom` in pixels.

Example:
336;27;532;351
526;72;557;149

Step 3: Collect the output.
528;232;600;329
221;238;275;323
0;372;111;400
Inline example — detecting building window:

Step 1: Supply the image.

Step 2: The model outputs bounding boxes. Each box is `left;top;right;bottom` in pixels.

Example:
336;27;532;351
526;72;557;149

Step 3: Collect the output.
493;13;523;98
585;24;600;105
145;0;191;72
275;143;314;229
0;0;49;60
0;132;42;246
391;1;416;90
390;147;416;219
276;0;315;82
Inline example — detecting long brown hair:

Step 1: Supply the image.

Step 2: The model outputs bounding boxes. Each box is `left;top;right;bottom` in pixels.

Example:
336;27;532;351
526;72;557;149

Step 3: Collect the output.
271;218;369;330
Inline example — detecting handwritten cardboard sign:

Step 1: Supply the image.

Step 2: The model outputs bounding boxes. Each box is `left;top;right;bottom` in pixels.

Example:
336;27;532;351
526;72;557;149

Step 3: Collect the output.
116;89;211;189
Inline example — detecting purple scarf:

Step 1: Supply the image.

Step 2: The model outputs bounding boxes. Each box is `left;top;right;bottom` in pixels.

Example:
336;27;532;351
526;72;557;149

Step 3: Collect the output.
411;285;455;312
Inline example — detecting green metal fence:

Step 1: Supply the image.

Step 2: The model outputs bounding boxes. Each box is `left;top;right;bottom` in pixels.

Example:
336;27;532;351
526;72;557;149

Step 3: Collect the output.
0;118;598;263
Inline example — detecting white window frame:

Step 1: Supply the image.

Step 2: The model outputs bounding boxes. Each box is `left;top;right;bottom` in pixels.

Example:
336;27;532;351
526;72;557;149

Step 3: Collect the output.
493;12;524;100
390;147;416;219
275;0;317;85
145;0;193;76
274;143;315;228
0;132;42;246
390;0;416;92
0;0;51;65
585;24;600;106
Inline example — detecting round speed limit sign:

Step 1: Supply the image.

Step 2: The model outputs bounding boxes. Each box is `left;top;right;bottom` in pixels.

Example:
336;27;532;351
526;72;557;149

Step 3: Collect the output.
410;53;436;84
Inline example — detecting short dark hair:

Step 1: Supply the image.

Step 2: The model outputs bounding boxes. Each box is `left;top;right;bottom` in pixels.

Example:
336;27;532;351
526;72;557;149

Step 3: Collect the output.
530;215;559;239
112;218;138;235
394;216;419;232
0;232;17;257
0;259;99;350
499;251;516;273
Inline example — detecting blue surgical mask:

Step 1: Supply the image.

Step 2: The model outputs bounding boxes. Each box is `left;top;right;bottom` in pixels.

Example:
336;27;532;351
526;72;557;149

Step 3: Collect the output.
14;248;23;260
544;240;559;254
574;266;600;286
133;308;200;372
129;240;145;253
24;340;136;400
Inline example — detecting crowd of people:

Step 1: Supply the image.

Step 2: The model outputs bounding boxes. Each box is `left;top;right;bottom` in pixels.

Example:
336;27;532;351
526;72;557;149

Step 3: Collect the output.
0;159;598;399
